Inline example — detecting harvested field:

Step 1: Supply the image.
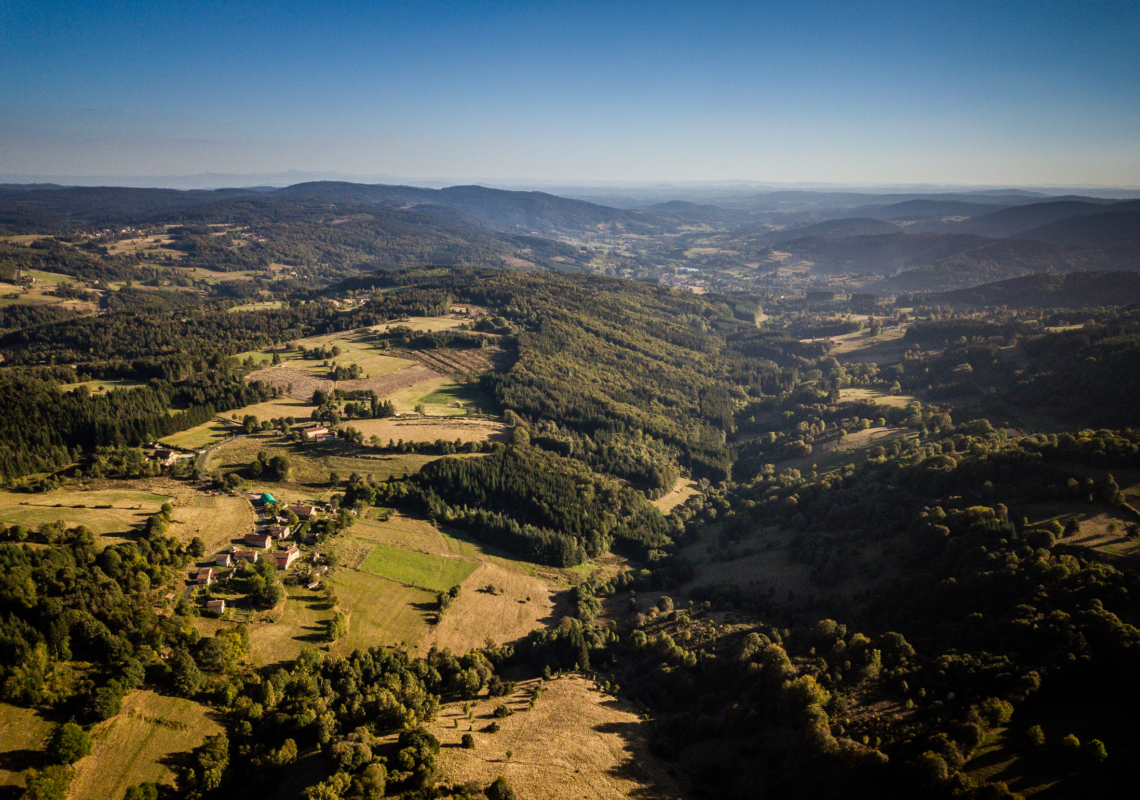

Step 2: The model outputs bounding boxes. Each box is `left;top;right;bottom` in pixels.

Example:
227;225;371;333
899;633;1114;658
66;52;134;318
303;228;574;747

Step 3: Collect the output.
651;479;699;513
161;421;235;449
245;366;332;399
68;690;223;800
0;703;54;789
430;676;683;800
218;397;316;422
416;561;555;656
247;363;441;401
347;417;507;444
171;495;254;553
398;345;505;381
338;364;443;396
0;488;172;541
204;434;444;483
369;315;469;334
60;378;147;396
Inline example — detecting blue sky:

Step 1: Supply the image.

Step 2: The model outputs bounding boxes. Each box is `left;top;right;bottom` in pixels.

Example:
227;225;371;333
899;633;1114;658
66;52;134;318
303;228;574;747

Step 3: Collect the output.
2;0;1138;185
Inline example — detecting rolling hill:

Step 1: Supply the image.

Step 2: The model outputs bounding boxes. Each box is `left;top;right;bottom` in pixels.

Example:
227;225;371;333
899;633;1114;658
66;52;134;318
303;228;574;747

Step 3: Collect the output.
910;270;1140;308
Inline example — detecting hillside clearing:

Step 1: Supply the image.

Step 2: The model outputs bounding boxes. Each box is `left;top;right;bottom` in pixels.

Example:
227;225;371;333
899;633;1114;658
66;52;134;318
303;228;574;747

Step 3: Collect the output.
358;542;478;592
0;488;172;540
68;690;223;800
332;570;435;650
0;704;54;789
347;416;507;444
838;387;919;408
171;494;254;552
651;479;699;513
430;676;683;800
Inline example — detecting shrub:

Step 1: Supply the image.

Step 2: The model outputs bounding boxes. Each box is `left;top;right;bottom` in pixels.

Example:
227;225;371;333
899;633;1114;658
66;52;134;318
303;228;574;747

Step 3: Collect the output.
47;722;91;765
461;733;476;749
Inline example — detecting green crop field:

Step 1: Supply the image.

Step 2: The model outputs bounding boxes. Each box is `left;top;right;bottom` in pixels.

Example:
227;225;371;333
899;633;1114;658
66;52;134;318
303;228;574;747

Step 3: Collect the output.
358;542;477;592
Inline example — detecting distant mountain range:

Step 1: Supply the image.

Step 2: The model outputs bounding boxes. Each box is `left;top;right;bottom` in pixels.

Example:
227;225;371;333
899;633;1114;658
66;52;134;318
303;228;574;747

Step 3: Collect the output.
908;271;1140;309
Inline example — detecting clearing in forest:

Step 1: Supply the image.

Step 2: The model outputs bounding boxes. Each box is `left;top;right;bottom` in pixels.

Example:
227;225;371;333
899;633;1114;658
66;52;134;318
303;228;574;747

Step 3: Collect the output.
651;479;699;513
204;434;443;484
0;488;171;539
838;387;919;408
68;690;223;800
430;676;683;800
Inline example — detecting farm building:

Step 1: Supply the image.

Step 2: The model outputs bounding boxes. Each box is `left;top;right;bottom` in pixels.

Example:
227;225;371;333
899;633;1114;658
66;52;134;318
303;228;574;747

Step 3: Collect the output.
244;532;274;549
234;550;260;563
215;552;233;568
205;599;226;615
301;425;329;440
274;546;301;570
289;504;317;520
269;524;292;538
194;568;216;585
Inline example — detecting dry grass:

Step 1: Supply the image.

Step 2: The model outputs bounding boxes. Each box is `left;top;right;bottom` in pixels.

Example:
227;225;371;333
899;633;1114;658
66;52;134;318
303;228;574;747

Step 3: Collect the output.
161;422;235;450
68;690;223;800
430;676;683;800
368;316;469;334
348;417;507;444
171;495;254;553
416;562;555;656
838;388;919;409
0;703;54;789
651;479;699;513
248;586;334;666
0;488;172;541
60;378;147;396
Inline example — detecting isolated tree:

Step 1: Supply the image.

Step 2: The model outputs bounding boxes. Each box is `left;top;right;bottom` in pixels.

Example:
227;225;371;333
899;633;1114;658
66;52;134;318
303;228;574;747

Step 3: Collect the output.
47;722;91;764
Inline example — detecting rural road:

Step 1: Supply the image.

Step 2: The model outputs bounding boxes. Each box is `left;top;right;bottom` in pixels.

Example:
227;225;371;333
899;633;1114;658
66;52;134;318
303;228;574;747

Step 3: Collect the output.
195;422;244;472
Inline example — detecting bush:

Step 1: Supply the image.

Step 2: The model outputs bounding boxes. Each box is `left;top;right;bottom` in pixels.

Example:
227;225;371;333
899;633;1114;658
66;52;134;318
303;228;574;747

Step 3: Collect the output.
492;704;513;719
461;733;476;749
486;776;516;800
1025;725;1045;747
1084;738;1107;764
47;722;91;765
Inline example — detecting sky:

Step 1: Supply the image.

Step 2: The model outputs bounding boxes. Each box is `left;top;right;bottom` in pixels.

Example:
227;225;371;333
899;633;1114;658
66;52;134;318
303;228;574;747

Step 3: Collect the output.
1;0;1139;186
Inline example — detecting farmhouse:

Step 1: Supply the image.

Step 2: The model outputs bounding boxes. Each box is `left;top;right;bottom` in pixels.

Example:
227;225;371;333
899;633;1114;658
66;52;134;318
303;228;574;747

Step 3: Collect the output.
289;504;317;520
274;546;301;570
269;524;291;538
205;599;226;615
234;550;260;563
194;568;216;585
244;532;274;549
215;552;233;568
301;425;329;440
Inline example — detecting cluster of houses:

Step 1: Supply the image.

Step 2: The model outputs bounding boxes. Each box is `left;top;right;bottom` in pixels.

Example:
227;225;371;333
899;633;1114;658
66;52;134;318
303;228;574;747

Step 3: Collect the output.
192;497;326;615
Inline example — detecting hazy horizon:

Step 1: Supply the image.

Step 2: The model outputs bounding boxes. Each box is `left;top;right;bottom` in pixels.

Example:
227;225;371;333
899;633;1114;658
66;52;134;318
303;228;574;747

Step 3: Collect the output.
3;1;1139;186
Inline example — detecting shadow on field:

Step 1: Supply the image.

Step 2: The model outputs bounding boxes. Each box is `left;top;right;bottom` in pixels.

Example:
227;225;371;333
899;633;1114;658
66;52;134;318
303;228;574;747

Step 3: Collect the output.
595;716;682;799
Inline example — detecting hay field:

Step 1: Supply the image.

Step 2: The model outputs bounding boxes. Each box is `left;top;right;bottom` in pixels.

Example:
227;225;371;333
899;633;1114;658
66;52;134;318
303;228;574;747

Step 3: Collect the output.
416;561;554;656
369;315;468;334
332;570;435;650
651;479;699;513
68;690;223;800
247;362;441;402
0;703;54;789
171;495;253;552
164;397;314;449
384;376;482;416
348;417;507;444
430;677;683;800
0;488;171;539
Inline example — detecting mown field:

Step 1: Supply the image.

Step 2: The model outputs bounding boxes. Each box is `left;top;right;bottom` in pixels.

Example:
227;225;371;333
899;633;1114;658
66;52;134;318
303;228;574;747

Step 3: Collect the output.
331;570;435;651
249;586;333;666
60;378;147;396
171;495;254;553
651;478;699;513
384;376;489;416
68;691;223;800
0;488;172;540
837;387;919;409
161;421;235;449
429;676;683;800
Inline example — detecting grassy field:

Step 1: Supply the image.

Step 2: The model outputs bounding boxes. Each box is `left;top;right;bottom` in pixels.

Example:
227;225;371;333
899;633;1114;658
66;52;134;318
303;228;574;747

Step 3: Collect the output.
0;703;55;790
358;542;477;592
229;300;285;312
204;434;445;484
347;416;507;444
429;676;683;800
171;495;254;553
651;479;699;513
68;690;223;800
161;421;235;449
248;585;334;666
370;315;468;333
0;488;172;540
240;328;417;378
60;378;147;396
384;376;486;416
332;569;435;650
838;387;920;409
